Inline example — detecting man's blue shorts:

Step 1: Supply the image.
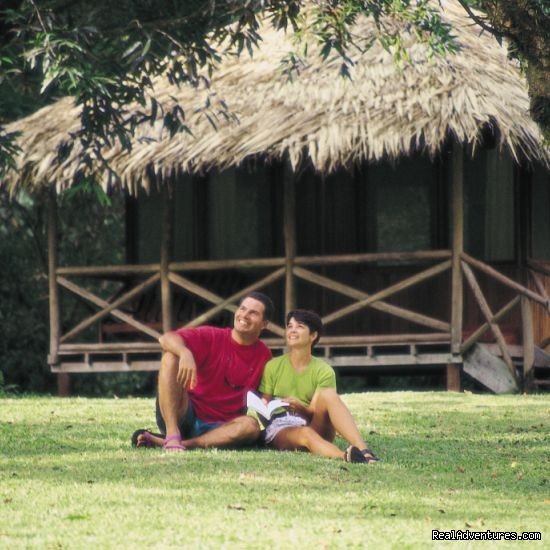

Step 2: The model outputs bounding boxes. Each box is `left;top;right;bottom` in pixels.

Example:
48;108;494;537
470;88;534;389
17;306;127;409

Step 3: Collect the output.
155;398;223;439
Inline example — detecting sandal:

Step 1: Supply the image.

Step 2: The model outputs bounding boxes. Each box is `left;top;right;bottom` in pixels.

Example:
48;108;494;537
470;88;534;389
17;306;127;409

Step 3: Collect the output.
163;434;186;452
131;429;163;448
344;445;368;463
360;448;379;463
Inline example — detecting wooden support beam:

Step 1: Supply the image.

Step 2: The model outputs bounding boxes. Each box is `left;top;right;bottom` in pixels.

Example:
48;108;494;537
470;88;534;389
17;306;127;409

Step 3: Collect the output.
60;342;160;352
262;333;450;348
57;263;160;276
527;259;550;280
47;186;60;366
460;296;521;354
169;272;285;336
283;171;296;313
461;261;519;384
170;271;233;307
446;364;462;392
529;269;549;302
322;260;452;326
56;251;452;277
295;250;452;266
521;296;535;392
170;257;286;271
59;274;161;342
462;252;548;307
47;186;69;394
55;251;453;276
160;181;174;332
294;266;450;332
450;141;464;355
183;267;286;330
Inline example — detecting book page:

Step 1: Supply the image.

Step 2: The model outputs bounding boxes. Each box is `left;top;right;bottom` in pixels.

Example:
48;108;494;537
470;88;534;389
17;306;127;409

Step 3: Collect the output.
246;391;288;418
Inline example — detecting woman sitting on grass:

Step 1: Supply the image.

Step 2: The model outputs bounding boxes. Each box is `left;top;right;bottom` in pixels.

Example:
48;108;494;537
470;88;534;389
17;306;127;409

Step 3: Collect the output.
258;309;378;464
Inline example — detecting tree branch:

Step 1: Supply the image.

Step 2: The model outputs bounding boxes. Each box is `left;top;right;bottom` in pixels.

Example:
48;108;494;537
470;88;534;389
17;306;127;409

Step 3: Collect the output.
454;0;502;38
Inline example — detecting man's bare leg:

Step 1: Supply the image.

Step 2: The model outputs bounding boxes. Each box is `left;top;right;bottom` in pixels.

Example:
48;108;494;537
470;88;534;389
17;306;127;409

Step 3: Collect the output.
158;351;189;435
182;416;261;449
137;351;189;449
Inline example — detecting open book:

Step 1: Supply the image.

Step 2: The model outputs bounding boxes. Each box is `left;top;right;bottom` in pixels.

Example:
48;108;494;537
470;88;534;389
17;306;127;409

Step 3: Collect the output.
246;391;288;421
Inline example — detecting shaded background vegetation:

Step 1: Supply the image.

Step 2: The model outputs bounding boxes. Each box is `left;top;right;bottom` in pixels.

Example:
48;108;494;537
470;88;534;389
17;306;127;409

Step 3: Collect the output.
0;185;158;395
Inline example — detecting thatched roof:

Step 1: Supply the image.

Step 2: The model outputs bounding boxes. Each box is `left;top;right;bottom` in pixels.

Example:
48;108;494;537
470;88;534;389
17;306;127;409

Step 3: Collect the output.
4;0;549;194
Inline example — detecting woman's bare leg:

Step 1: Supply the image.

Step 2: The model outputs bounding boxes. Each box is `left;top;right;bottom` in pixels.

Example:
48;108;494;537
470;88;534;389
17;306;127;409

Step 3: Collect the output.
271;426;344;460
308;388;368;449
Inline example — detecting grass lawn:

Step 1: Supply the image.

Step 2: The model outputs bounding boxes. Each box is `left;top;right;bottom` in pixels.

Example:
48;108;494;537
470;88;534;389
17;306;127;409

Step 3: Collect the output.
1;391;549;549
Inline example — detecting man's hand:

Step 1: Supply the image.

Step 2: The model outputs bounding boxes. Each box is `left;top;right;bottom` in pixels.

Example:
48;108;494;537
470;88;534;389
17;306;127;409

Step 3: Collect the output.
158;331;198;390
176;350;198;390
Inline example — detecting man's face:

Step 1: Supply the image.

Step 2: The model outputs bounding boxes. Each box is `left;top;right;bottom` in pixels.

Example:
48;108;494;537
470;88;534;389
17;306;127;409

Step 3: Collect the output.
233;297;267;340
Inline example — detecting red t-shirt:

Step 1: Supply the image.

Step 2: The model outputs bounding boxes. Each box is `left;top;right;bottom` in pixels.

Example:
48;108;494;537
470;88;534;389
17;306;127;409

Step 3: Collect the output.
175;326;271;422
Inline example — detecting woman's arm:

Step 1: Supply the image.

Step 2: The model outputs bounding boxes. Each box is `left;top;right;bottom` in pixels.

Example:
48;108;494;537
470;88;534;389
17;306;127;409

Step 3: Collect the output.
260;393;273;404
282;396;313;421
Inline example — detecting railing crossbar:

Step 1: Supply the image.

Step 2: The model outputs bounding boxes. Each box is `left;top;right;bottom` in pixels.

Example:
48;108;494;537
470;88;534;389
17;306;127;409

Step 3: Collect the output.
58;273;161;343
294;266;450;332
177;268;286;335
461;261;518;383
460;296;521;354
322;260;452;326
462;253;548;309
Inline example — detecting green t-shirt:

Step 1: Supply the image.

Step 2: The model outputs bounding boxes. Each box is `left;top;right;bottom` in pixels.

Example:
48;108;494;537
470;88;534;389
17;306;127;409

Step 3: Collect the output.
259;354;336;406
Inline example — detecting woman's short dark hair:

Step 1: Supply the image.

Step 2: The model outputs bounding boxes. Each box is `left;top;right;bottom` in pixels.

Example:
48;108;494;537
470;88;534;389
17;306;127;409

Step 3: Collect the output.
286;309;323;348
241;292;274;321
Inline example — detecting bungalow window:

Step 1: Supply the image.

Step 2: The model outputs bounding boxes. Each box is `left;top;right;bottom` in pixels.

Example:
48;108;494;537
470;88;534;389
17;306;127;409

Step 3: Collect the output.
295;168;365;256
128;174;201;263
531;164;550;260
128;163;277;263
207;164;275;260
367;157;440;253
463;149;515;262
294;157;442;256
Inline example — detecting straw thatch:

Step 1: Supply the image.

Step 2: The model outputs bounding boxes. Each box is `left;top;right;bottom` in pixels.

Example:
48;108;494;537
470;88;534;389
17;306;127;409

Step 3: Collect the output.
4;0;549;194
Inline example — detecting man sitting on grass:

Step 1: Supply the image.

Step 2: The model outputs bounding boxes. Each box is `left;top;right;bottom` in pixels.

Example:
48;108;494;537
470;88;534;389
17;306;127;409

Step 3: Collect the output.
132;292;273;452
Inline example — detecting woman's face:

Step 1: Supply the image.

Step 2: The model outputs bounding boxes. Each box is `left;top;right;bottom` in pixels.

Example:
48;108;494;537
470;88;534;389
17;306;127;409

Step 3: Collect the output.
286;317;317;349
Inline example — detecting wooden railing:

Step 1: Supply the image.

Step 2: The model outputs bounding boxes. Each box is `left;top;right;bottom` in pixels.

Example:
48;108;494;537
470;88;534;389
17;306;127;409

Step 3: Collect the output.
459;253;550;388
49;248;550;392
51;250;452;356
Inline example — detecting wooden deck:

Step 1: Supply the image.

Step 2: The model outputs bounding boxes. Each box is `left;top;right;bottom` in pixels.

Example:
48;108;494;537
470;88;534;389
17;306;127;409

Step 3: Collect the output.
52;334;458;374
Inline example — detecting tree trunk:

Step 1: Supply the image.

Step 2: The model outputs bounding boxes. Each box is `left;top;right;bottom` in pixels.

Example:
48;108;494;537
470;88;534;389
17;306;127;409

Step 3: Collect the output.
479;0;550;139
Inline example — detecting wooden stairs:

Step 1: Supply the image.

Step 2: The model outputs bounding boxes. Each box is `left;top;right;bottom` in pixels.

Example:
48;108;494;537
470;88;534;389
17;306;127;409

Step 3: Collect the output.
463;343;550;393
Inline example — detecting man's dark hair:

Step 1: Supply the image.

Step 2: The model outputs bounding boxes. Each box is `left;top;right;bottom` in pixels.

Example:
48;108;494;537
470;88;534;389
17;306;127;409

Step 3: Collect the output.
286;309;322;348
241;291;274;321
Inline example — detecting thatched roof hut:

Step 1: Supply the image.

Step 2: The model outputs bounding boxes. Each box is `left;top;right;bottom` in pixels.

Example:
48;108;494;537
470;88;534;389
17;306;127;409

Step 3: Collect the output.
4;0;548;195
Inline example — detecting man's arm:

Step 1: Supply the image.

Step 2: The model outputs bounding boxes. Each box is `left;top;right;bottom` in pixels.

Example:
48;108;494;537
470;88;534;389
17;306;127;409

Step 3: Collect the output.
158;331;198;389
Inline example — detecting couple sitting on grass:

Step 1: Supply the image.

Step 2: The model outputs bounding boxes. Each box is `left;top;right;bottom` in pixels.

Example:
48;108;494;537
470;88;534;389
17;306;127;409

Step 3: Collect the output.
132;292;378;464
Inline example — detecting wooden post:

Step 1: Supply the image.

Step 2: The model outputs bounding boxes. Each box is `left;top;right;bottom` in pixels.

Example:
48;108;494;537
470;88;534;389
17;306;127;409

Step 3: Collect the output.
449;141;464;390
160;180;174;332
283;170;296;313
521;296;535;392
450;141;464;354
47;186;67;395
446;363;461;392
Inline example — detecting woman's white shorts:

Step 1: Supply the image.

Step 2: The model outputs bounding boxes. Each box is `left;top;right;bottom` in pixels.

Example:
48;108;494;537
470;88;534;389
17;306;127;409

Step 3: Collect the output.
265;415;307;444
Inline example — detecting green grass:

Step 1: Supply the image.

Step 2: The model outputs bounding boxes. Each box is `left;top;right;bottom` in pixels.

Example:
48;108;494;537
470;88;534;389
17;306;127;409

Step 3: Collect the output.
1;392;549;548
